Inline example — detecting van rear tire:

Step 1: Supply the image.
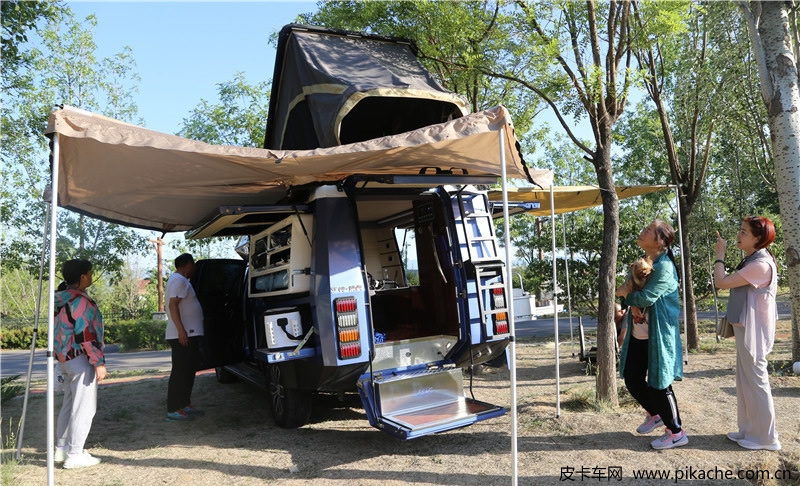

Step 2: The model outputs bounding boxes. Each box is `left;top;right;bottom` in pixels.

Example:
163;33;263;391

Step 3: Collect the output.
268;363;312;428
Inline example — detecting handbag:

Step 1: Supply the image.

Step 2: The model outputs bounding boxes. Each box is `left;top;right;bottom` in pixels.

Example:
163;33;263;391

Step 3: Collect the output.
716;316;735;339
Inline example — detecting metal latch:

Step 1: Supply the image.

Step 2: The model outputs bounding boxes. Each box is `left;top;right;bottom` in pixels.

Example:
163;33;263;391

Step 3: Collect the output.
289;327;316;356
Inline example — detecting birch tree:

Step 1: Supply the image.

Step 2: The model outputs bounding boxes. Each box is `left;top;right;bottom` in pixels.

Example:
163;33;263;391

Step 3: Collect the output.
740;1;800;360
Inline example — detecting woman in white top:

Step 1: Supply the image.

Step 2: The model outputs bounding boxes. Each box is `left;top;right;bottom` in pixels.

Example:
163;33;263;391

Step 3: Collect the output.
713;216;780;451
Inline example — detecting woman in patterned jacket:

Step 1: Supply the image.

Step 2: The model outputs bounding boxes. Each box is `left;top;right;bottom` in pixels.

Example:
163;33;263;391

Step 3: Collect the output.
54;259;106;469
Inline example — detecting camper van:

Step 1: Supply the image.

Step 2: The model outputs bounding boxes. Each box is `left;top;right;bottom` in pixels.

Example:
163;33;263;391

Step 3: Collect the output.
186;24;516;439
190;177;511;439
44;23;552;440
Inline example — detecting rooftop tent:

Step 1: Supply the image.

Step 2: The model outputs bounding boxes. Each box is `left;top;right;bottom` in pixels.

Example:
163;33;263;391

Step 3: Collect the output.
264;24;468;150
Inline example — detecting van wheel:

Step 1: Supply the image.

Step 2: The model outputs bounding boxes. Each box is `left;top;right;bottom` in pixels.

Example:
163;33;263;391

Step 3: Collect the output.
268;363;312;428
215;367;237;384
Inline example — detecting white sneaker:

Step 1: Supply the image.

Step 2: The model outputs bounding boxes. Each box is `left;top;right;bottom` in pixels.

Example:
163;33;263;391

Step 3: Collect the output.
63;451;101;469
54;446;67;463
737;439;781;451
726;431;745;442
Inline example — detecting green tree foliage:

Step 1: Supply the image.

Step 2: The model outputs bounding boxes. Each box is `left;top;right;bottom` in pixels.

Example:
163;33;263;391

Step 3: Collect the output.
619;2;788;352
1;0;58;90
739;1;800;359
0;268;44;321
177;72;269;147
1;7;147;283
106;259;153;319
307;1;691;404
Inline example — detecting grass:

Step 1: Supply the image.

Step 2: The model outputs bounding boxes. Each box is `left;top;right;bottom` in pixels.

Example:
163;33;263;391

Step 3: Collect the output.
1;377;23;404
1;455;19;486
1;416;19;486
769;359;797;376
560;386;595;412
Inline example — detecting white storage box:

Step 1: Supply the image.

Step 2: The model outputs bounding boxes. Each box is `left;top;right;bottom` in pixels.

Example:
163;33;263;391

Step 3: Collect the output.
264;309;304;349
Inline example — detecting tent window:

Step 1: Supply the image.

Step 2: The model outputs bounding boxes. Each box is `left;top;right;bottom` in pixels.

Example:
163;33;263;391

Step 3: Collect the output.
340;97;462;146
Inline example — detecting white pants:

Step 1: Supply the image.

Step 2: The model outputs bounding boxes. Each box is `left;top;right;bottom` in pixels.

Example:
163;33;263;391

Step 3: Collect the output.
734;325;779;446
56;355;97;454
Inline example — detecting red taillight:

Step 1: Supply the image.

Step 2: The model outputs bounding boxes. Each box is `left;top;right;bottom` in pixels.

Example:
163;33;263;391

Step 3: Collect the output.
492;287;508;334
334;297;361;359
492;287;505;308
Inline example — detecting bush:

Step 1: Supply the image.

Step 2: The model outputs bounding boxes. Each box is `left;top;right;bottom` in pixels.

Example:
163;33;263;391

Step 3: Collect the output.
105;319;168;351
1;320;167;352
0;327;47;349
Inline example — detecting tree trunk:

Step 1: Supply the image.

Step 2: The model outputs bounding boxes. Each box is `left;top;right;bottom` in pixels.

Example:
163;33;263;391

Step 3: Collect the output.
748;1;800;360
594;128;619;406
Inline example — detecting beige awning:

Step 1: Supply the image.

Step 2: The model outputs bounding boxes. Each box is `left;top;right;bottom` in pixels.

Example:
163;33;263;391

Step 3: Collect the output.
46;105;552;232
488;184;673;216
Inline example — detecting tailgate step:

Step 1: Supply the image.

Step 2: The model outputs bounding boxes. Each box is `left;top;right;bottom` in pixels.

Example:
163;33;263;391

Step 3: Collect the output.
365;367;505;439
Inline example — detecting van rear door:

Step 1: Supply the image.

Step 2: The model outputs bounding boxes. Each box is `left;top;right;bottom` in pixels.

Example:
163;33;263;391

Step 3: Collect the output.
192;259;247;371
344;176;507;439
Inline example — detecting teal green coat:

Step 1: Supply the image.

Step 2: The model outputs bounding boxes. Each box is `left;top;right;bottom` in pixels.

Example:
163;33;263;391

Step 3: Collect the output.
618;252;682;390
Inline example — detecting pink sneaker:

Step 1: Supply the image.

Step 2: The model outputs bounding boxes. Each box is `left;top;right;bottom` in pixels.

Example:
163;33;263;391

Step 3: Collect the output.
636;413;663;434
651;428;688;450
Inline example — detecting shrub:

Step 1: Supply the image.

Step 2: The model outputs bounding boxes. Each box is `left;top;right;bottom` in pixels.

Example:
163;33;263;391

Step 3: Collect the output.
106;319;167;351
1;320;167;352
0;327;47;349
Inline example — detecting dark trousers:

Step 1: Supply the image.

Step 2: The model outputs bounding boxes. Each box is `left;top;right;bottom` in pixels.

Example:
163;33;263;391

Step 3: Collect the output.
167;336;199;413
623;336;682;433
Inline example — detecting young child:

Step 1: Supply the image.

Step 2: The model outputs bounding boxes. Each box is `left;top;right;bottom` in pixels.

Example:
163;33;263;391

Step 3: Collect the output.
628;256;653;325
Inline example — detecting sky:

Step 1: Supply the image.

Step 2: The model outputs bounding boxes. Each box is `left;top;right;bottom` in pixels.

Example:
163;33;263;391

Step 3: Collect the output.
68;1;317;134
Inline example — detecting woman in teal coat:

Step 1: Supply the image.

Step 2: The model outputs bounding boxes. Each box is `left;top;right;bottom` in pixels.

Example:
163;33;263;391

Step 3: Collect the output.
616;219;684;450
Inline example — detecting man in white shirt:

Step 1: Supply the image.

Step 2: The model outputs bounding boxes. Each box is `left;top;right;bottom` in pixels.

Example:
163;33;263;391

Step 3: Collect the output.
164;253;205;422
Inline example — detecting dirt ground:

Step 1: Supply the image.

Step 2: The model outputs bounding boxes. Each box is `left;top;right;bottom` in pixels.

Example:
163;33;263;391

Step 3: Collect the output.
2;321;799;486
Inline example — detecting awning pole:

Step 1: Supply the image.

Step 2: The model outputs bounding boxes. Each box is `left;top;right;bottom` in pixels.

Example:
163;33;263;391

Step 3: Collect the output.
673;185;688;364
499;127;518;486
562;214;575;357
551;185;560;417
46;133;60;486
